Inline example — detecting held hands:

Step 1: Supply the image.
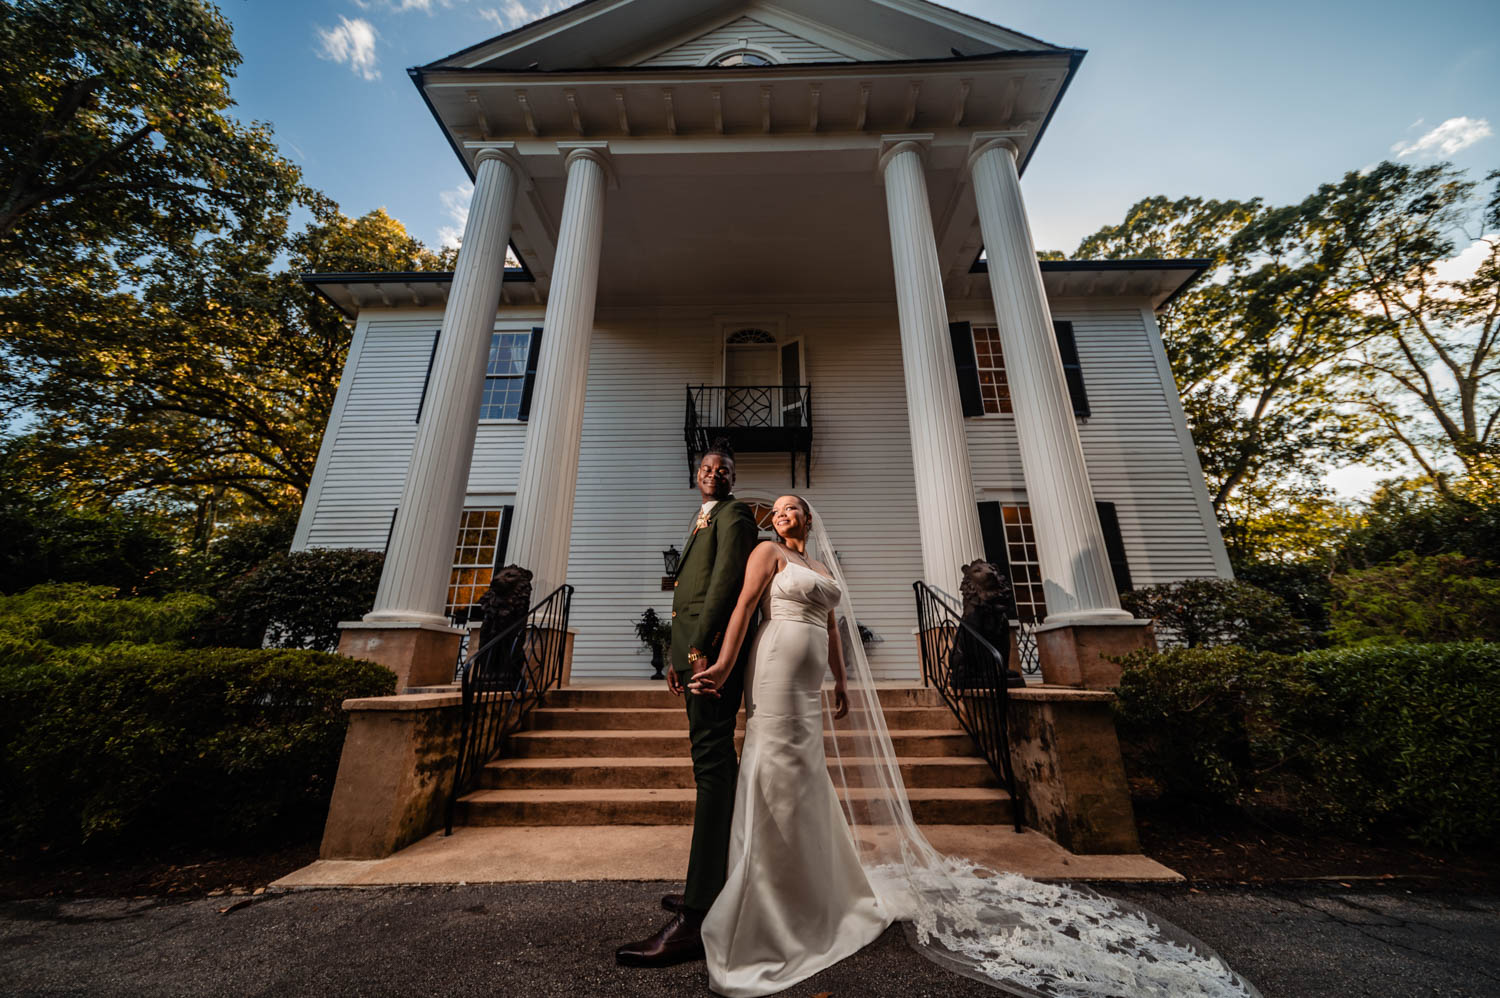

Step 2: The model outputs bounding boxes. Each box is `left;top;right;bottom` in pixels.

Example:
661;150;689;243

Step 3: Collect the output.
688;660;732;698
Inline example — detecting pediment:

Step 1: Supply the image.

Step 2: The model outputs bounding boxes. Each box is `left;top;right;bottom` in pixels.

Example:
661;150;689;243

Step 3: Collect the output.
429;0;1069;72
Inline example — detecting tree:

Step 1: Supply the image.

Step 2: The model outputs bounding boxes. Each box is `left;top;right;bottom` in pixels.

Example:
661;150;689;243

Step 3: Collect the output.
0;0;300;287
1075;196;1377;530
1310;163;1500;487
4;204;447;531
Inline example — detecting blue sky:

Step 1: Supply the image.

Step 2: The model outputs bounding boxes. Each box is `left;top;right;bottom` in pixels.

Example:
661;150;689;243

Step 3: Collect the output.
221;0;1498;496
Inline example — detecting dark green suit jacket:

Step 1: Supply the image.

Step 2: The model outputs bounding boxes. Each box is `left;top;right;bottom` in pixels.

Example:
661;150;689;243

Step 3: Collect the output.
670;498;759;674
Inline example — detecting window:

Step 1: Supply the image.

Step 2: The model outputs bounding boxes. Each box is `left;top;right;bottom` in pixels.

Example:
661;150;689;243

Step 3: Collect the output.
1000;505;1046;623
971;325;1013;415
481;331;531;419
711;51;773;66
446;508;512;619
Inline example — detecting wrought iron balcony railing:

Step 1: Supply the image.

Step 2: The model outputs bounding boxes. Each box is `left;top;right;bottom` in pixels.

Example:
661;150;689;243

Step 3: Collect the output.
685;384;812;486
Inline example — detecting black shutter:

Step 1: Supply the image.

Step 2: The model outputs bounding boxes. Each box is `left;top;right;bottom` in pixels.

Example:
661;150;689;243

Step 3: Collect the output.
384;507;399;553
1052;320;1091;418
948;321;984;418
976;501;1019;618
414;330;441;423
493;506;514;569
1095;501;1133;595
516;326;544;422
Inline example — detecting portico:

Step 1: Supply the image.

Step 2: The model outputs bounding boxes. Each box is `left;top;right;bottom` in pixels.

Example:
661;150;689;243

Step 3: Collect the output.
339;41;1153;690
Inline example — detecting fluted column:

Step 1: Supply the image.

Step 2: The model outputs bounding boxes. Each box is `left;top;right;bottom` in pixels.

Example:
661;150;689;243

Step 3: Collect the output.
880;138;985;595
971;138;1131;624
506;145;609;595
366;148;520;625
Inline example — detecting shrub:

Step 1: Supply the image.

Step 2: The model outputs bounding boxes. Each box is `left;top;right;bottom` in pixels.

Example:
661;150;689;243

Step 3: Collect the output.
0;645;395;855
0;488;177;595
202;547;385;652
1329;552;1500;645
1338;483;1500;570
0;584;214;664
1113;646;1316;805
1120;577;1312;652
1113;642;1500;848
1232;559;1334;636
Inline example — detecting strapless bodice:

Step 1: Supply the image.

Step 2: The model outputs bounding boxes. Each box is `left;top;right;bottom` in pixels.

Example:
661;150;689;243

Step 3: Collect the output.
761;561;842;626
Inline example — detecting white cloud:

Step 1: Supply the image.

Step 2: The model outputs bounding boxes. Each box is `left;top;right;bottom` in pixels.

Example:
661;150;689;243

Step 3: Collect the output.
355;0;440;12
1433;237;1496;286
478;0;570;31
437;182;473;249
316;17;381;81
1391;116;1492;158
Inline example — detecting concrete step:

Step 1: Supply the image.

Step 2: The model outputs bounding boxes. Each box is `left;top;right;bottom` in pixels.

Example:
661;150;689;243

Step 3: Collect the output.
480;755;999;790
456;786;1012;826
523;706;961;732
544;685;943;710
506;729;976;759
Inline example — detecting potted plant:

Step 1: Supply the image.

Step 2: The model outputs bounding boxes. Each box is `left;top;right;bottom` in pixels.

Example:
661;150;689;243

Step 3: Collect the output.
632;608;672;680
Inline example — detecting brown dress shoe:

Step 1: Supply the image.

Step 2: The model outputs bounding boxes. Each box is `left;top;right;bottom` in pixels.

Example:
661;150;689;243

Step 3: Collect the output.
660;893;686;914
615;912;705;967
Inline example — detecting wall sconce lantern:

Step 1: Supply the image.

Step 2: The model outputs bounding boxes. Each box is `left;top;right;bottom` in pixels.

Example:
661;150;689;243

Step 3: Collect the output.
661;545;681;591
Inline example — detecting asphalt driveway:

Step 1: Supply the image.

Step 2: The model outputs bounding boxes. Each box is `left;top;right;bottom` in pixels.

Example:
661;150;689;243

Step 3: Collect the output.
2;881;1497;997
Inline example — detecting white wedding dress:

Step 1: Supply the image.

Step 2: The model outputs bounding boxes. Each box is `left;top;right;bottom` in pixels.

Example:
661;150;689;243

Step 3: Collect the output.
701;561;890;997
702;509;1259;998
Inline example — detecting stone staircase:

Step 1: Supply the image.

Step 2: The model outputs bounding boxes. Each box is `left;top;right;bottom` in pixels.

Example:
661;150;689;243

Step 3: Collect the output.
450;684;1013;828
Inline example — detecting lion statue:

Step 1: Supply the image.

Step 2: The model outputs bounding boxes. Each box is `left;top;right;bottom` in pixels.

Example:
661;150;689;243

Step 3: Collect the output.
948;559;1023;689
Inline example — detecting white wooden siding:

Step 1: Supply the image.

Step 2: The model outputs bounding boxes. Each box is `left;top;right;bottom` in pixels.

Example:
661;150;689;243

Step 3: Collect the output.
636;16;852;67
294;312;540;551
300;299;1228;678
956;298;1231;587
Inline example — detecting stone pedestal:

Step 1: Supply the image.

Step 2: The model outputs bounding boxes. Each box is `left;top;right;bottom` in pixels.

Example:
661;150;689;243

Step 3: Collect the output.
1034;620;1156;690
1007;687;1140;854
319;692;464;859
337;621;464;692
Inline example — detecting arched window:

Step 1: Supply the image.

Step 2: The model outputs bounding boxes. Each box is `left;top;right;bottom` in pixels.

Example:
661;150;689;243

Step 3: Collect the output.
726;327;776;345
711;50;773;67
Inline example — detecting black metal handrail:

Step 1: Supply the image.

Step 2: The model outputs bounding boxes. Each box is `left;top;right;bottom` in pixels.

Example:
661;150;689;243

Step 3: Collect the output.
912;580;1023;833
443;583;574;834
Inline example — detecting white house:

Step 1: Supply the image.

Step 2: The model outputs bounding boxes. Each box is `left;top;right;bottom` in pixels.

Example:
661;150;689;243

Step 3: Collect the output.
294;0;1230;689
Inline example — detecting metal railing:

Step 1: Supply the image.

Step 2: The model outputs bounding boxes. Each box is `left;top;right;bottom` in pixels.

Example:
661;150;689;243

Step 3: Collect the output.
685;383;811;431
912;581;1023;833
443;584;574;835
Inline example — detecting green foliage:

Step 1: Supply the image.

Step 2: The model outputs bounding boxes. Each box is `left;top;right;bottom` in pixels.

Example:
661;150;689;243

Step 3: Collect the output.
1297;643;1500;849
1337;481;1500;571
201;548;385;652
1329;552;1500;645
0;469;178;594
1113;646;1314;805
0;644;394;855
1120;577;1311;652
1114;643;1500;848
0;583;211;659
1232;559;1334;636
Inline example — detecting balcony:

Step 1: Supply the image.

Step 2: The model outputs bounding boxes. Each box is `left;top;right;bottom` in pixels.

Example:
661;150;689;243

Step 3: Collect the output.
684;384;812;486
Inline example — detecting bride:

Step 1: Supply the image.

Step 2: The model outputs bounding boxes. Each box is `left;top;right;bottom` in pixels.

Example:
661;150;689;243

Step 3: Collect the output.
689;495;1259;998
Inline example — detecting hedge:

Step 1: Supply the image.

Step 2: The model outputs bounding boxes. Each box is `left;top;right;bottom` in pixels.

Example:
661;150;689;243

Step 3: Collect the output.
1114;642;1500;849
0;645;395;856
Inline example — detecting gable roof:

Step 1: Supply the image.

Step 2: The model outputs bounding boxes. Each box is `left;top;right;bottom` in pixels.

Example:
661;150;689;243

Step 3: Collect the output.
427;0;1072;72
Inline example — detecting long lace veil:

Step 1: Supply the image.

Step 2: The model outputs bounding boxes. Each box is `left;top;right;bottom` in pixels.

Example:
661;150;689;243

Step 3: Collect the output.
803;504;1259;998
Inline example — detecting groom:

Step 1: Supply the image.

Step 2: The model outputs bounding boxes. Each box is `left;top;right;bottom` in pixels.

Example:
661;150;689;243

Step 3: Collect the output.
616;439;759;967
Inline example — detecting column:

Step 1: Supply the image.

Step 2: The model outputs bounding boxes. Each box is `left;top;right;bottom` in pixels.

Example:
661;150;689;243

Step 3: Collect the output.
880;137;985;596
338;148;520;688
970;137;1150;686
505;144;609;596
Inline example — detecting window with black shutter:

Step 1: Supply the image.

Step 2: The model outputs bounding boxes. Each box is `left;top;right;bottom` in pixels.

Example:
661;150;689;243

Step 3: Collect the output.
516;325;544;422
1053;320;1090;418
978;501;1046;622
1094;500;1133;594
414;330;441;423
948;321;984;417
